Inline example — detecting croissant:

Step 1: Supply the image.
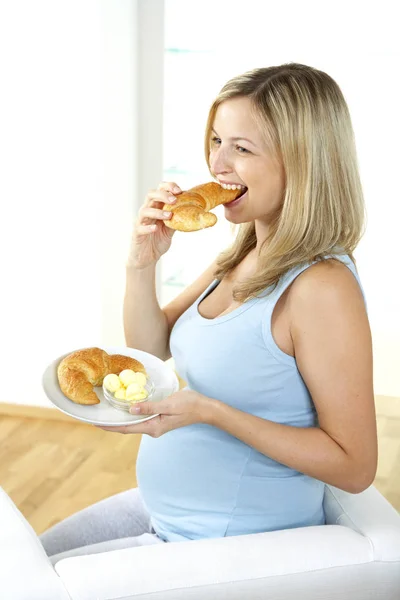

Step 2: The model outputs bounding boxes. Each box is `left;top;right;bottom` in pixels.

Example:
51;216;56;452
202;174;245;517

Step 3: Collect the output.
57;347;147;405
162;182;245;232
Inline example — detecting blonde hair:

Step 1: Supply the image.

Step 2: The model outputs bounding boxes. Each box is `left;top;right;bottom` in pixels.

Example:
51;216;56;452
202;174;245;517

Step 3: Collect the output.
204;63;366;301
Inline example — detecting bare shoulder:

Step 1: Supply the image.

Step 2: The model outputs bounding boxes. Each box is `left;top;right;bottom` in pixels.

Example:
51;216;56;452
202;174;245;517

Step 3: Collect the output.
287;257;370;354
288;258;365;315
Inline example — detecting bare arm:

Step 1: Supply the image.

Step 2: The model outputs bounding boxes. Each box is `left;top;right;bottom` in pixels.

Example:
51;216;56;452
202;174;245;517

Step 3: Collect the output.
123;264;169;359
123;179;217;360
124;259;219;361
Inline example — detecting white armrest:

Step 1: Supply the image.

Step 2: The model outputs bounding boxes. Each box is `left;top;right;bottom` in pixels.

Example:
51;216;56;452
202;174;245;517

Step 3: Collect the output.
324;484;400;561
54;485;400;600
0;487;70;600
55;524;373;599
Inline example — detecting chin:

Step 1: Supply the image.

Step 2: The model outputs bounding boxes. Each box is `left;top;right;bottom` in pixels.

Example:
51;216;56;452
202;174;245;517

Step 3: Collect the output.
224;212;239;223
223;208;252;225
224;213;242;225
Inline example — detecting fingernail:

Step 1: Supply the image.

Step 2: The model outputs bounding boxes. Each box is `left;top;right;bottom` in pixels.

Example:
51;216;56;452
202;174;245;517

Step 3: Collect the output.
168;195;176;202
173;186;181;193
130;406;141;414
163;211;172;218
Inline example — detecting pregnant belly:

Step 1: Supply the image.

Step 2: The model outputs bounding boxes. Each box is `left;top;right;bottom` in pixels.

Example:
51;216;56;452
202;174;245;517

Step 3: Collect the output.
136;423;325;542
136;424;250;514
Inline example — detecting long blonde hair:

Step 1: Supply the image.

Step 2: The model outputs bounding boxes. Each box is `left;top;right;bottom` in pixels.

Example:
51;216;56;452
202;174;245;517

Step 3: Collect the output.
204;63;366;301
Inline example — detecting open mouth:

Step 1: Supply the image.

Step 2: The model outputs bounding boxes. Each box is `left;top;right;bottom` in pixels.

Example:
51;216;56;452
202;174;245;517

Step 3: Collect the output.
217;180;248;206
235;186;248;200
224;186;248;206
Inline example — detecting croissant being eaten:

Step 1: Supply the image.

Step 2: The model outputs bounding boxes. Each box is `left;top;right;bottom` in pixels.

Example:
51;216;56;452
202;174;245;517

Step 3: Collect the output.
163;182;247;232
57;347;147;405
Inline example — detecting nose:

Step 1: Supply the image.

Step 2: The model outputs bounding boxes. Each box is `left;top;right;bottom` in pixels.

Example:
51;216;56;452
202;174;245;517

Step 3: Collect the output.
209;145;233;177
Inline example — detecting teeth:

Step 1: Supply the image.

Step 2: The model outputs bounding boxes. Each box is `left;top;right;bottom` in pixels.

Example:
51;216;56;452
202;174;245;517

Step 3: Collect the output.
219;183;246;190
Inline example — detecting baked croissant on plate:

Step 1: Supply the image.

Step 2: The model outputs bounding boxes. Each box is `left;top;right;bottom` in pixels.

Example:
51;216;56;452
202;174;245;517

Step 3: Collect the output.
57;347;147;405
162;182;246;232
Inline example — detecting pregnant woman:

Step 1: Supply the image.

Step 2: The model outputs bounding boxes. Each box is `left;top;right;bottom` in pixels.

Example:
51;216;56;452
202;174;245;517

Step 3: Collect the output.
40;62;377;561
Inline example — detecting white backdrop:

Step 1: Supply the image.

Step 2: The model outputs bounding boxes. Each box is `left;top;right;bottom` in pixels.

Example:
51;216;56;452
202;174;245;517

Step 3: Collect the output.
0;0;141;406
0;0;398;408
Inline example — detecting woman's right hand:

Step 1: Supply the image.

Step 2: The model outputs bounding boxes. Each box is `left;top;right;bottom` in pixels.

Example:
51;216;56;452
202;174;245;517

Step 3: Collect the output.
127;182;182;269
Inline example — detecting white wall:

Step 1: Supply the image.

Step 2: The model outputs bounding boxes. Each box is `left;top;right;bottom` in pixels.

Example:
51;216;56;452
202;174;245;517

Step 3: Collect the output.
0;0;398;408
100;0;138;346
101;0;165;345
0;0;164;407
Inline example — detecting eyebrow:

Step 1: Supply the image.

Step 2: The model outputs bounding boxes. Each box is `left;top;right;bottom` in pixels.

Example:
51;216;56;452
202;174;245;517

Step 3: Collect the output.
211;128;257;148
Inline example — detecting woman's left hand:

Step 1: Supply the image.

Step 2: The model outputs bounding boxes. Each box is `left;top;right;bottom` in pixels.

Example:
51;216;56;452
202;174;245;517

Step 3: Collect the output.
96;389;216;437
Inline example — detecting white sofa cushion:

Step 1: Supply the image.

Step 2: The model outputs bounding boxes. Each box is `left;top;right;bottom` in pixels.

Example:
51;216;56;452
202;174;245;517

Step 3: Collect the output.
54;485;400;600
55;524;374;599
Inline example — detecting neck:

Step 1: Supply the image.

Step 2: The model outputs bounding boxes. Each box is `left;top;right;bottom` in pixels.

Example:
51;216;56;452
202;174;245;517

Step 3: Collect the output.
254;219;272;253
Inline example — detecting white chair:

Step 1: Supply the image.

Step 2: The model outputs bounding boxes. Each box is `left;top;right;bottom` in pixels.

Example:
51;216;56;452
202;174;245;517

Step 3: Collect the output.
1;483;399;600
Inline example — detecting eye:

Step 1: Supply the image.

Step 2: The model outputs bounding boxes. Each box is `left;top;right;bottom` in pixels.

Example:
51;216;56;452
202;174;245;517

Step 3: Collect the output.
236;145;250;154
210;136;221;146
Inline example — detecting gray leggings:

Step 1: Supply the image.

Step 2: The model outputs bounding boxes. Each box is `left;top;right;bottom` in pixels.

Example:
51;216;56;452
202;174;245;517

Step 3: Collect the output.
39;487;164;565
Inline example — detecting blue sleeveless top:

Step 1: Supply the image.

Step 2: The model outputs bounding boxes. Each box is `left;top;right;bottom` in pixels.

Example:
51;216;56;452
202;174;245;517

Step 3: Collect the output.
136;254;366;542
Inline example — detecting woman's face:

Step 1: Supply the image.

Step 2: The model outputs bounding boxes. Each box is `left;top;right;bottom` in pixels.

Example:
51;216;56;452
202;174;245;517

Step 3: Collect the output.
209;97;285;228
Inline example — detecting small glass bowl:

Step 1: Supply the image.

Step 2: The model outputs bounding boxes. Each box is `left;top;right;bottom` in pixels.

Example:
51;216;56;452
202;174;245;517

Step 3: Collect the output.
102;379;155;412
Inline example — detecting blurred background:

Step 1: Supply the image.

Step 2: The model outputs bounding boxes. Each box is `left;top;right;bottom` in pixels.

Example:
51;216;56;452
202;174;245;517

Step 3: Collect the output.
0;0;399;406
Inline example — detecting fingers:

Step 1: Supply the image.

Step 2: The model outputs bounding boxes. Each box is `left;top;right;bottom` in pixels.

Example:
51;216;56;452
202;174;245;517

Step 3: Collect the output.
136;207;173;237
136;222;158;235
129;400;157;415
95;419;159;435
132;181;182;241
141;181;181;211
145;189;177;208
145;182;182;209
158;181;182;194
130;399;170;416
137;183;181;230
138;205;173;226
95;425;133;433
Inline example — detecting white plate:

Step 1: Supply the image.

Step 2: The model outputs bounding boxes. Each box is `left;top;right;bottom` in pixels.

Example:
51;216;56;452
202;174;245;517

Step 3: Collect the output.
42;346;179;426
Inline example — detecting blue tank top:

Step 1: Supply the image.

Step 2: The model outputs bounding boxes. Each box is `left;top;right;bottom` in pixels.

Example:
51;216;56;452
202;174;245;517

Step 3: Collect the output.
136;254;366;542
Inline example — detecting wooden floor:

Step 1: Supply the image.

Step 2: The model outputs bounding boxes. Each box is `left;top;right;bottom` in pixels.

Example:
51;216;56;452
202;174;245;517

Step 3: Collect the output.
0;395;399;535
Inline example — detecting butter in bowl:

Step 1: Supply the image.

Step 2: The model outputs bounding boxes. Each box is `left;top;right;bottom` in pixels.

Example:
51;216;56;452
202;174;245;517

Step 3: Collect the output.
103;369;155;412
